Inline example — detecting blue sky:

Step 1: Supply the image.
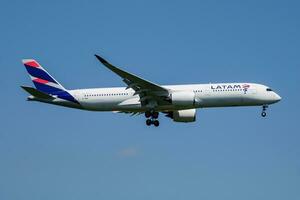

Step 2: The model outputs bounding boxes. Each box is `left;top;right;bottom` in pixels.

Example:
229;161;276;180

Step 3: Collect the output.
0;0;299;199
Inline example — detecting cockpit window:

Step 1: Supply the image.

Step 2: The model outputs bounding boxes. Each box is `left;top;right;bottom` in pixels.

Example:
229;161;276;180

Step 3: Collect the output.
266;88;273;91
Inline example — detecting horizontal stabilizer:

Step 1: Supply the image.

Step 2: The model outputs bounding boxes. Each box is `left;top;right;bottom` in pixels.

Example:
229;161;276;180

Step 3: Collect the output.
21;86;55;100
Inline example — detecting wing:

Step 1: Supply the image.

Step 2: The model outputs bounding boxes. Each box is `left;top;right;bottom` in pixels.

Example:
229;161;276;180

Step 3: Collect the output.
95;54;170;107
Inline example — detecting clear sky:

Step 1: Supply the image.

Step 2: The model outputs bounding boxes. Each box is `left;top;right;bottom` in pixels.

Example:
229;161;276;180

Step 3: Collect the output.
0;0;299;199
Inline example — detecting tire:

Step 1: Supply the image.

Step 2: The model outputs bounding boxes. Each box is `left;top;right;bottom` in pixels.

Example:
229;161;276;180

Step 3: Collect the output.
145;111;151;118
146;119;152;126
152;112;159;119
261;112;267;117
153;120;160;127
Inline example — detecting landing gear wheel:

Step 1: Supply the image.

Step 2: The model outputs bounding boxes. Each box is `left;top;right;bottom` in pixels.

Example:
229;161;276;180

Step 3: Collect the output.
145;111;160;126
261;105;268;117
153;120;160;127
145;111;151;118
146;119;152;126
261;112;267;117
152;112;159;119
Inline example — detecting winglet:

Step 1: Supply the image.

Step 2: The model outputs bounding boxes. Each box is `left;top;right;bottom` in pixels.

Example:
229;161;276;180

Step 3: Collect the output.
95;54;109;65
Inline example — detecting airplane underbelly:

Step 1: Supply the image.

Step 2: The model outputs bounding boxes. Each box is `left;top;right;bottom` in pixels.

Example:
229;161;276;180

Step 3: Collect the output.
79;97;142;111
79;99;119;111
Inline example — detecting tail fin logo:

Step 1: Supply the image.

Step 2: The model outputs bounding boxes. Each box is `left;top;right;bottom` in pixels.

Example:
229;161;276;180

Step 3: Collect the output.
24;60;40;68
22;59;79;104
23;59;61;86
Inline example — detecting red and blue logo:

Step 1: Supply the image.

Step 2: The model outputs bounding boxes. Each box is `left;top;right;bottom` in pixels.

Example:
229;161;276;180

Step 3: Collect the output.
23;59;79;104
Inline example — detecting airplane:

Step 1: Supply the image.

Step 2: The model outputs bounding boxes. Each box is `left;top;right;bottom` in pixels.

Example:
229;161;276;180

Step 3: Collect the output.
21;54;281;127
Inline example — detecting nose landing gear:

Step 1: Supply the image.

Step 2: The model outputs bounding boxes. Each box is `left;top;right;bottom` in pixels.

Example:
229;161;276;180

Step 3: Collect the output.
145;111;160;127
261;105;268;117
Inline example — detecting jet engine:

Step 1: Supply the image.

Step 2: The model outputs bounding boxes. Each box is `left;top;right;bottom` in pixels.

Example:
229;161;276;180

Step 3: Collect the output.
166;109;197;122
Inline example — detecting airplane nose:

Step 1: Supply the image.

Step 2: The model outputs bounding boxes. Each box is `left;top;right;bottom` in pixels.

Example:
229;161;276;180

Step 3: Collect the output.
274;93;281;102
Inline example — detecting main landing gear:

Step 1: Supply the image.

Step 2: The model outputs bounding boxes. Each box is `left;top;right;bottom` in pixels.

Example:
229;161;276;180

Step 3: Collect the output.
261;105;268;117
145;111;160;127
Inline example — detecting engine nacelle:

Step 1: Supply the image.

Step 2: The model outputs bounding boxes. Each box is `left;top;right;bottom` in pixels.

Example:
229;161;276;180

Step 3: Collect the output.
167;109;197;122
171;91;195;106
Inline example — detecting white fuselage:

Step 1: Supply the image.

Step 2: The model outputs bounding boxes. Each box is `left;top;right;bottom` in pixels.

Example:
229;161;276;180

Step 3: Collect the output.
22;57;282;125
47;82;281;112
